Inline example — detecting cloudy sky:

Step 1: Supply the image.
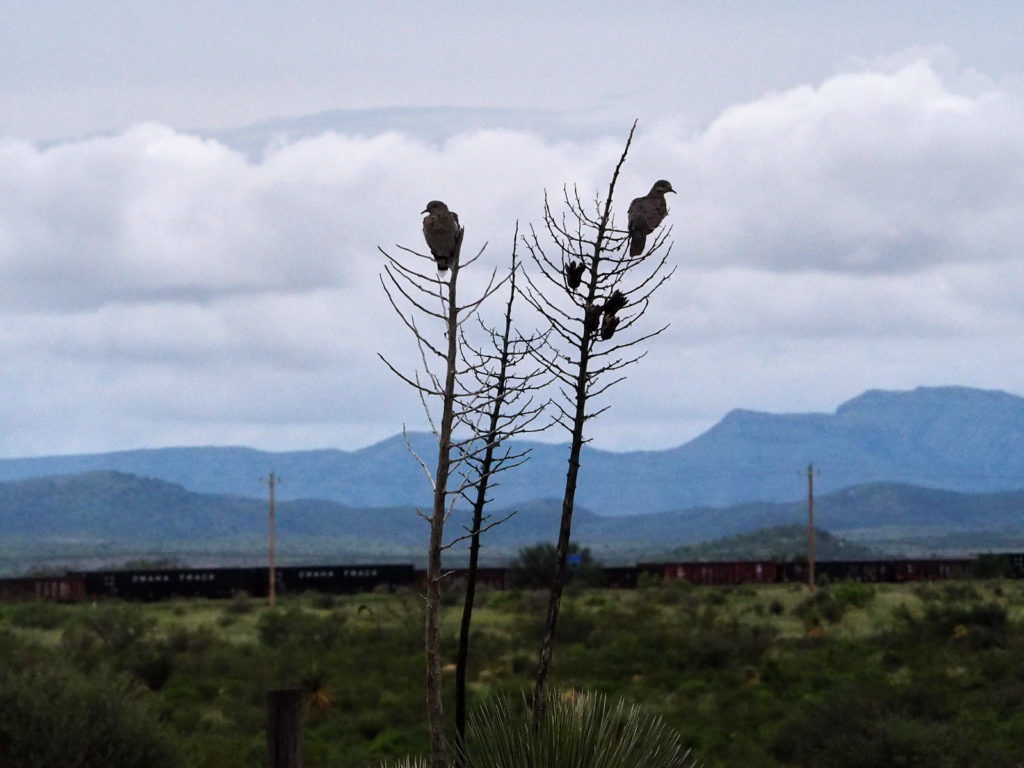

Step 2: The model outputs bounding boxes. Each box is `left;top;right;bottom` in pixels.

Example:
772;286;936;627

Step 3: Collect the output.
1;1;1022;457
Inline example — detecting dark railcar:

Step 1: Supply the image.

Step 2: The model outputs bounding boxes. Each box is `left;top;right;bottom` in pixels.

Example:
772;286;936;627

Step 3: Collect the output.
976;553;1024;578
82;567;264;601
601;566;642;589
1010;554;1024;578
437;567;510;591
277;564;416;594
81;563;416;601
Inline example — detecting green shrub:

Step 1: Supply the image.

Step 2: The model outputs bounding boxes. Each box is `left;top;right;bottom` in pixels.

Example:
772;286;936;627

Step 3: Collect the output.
705;589;728;606
0;666;181;768
772;677;1008;768
73;603;155;654
925;601;1008;648
794;590;844;625
5;600;67;630
508;543;602;589
257;605;346;650
914;583;941;602
224;594;256;615
310;592;337;610
941;583;980;602
832;581;875;610
131;644;175;691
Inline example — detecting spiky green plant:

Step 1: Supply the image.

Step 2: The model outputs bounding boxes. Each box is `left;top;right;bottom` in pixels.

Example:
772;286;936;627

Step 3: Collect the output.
459;691;700;768
379;759;429;768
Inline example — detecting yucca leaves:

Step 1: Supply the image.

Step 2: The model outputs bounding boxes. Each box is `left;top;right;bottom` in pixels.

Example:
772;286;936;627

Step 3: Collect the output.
382;691;700;768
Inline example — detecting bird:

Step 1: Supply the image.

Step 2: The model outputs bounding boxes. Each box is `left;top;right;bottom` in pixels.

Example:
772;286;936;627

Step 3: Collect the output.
603;290;627;316
600;313;619;340
565;260;585;290
584;303;601;336
627;180;675;256
421;200;462;272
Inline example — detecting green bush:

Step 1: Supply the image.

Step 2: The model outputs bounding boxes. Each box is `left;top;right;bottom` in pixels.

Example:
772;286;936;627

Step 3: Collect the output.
5;599;68;630
508;543;602;589
941;583;980;602
0;666;181;768
310;592;337;610
224;594;256;615
832;581;875;610
794;589;844;625
924;601;1008;649
72;603;155;654
772;677;1009;768
131;644;175;691
257;605;346;650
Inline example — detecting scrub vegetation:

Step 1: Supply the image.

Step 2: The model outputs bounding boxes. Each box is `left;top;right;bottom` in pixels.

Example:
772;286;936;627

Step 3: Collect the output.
2;578;1024;767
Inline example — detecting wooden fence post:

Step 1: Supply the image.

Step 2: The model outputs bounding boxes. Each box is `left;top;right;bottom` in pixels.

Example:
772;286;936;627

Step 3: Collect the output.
266;688;303;768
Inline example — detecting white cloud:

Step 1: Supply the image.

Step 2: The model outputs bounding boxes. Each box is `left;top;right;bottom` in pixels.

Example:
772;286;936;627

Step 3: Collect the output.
668;59;1024;273
0;53;1022;455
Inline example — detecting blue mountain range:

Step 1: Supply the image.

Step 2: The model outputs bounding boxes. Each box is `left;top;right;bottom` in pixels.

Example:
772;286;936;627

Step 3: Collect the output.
0;386;1021;516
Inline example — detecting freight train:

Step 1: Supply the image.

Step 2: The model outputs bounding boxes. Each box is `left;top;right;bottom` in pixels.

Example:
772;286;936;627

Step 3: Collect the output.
2;553;1023;603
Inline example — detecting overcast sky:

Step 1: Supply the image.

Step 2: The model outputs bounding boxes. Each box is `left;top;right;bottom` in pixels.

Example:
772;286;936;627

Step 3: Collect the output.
1;1;1022;457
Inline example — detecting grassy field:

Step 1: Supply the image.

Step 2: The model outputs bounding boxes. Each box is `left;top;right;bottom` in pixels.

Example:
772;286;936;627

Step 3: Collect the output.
2;578;1024;767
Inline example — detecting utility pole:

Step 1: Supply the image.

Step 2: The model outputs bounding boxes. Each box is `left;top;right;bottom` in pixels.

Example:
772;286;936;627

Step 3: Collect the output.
807;463;816;593
266;472;278;608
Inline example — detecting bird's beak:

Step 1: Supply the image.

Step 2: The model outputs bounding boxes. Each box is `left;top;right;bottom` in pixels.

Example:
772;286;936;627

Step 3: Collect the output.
668;189;677;194
421;208;428;214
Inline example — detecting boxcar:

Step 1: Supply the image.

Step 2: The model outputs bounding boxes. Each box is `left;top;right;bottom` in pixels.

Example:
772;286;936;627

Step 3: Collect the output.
648;560;780;586
81;567;264;601
277;564;416;594
0;575;86;602
436;567;510;591
787;558;975;584
601;566;642;589
81;563;416;601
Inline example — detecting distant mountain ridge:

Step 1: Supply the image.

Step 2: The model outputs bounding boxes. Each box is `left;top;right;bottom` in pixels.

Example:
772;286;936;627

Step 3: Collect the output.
0;386;1022;516
200;106;618;158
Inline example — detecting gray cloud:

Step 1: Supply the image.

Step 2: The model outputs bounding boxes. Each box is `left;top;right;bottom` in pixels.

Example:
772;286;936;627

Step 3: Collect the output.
0;54;1022;455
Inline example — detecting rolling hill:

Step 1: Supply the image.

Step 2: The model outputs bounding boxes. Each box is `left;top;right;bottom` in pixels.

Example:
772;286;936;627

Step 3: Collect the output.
2;468;1024;574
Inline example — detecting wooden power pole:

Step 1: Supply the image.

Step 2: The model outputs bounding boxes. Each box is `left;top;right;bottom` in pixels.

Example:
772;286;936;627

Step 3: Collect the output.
807;463;816;593
267;472;278;608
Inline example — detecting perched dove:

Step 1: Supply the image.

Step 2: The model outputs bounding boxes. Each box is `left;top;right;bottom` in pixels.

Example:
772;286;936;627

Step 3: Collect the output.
600;313;619;341
565;260;585;290
421;200;462;272
627;180;675;256
584;303;601;336
603;290;627;316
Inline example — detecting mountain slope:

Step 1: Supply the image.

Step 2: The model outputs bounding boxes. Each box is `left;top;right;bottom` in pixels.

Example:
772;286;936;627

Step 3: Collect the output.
0;386;1022;515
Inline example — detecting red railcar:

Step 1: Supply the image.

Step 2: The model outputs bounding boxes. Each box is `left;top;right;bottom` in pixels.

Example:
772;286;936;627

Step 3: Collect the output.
645;560;780;586
0;575;87;602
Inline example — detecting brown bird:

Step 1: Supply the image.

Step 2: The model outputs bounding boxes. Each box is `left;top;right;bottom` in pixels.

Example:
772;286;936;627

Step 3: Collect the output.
421;200;462;272
565;260;585;290
627;180;675;256
600;313;619;340
584;303;601;336
603;290;627;316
